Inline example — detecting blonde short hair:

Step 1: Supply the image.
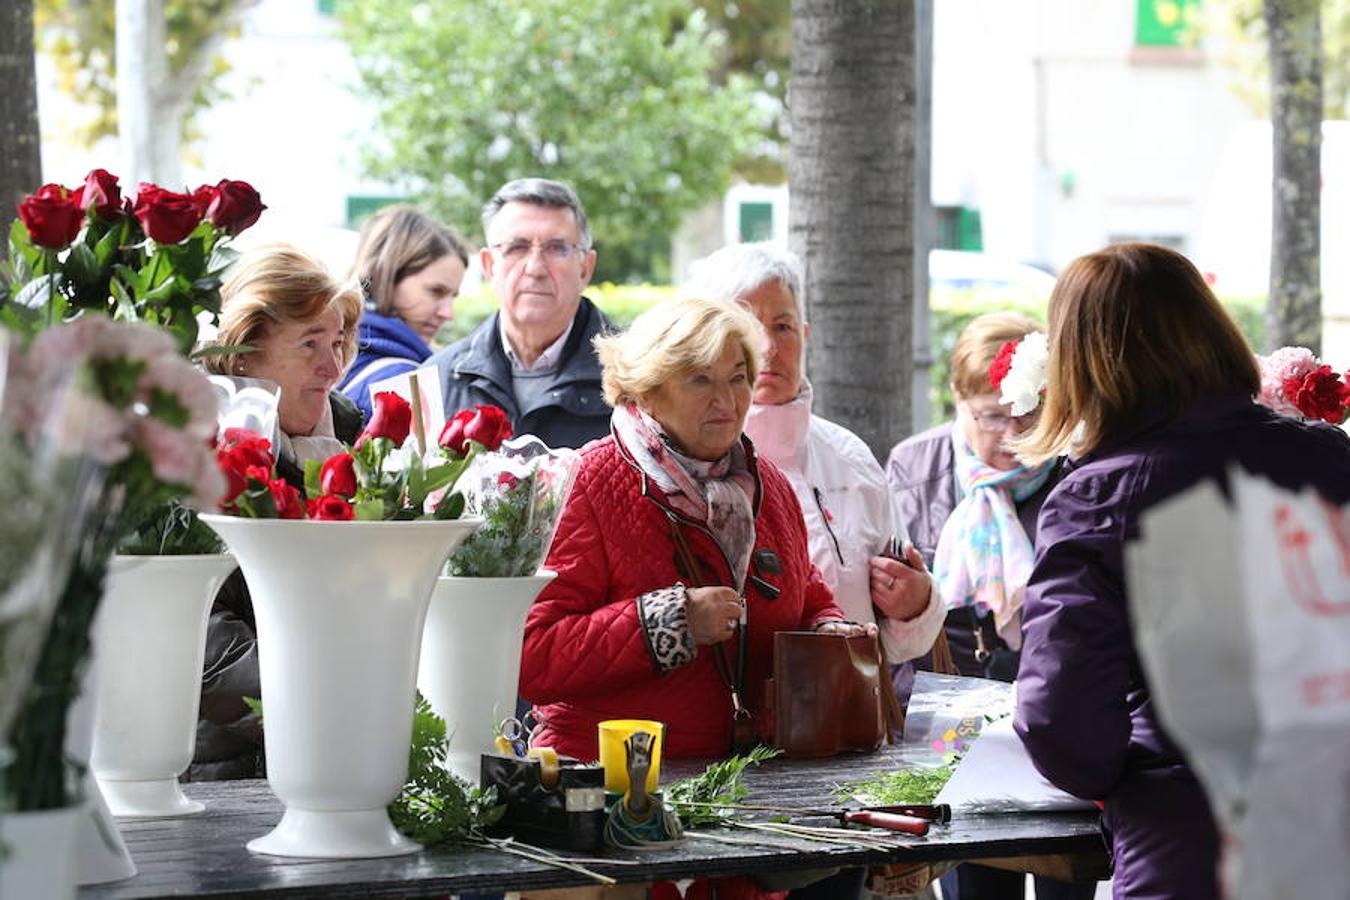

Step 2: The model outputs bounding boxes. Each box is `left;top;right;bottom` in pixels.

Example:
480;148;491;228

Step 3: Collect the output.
950;311;1043;399
1015;242;1259;466
595;295;764;407
203;243;362;376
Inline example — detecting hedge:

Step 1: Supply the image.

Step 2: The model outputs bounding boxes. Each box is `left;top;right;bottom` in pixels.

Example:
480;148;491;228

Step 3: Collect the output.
437;284;1267;427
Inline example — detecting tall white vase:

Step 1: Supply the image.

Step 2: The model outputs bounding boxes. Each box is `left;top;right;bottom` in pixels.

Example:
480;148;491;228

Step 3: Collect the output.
91;554;238;817
0;805;82;900
199;515;479;859
418;572;557;782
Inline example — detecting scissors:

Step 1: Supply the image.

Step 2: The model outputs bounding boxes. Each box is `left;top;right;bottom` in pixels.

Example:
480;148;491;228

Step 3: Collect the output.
494;711;542;758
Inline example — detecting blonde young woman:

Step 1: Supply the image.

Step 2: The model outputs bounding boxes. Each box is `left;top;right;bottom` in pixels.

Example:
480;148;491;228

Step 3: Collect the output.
339;205;469;419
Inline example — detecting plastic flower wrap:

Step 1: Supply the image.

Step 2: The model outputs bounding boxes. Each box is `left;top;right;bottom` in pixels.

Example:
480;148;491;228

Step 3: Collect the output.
0;332;105;746
445;435;580;578
3;317;226;810
1256;346;1350;424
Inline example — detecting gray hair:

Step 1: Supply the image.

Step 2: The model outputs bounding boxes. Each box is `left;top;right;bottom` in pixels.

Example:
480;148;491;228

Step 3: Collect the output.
684;242;805;318
481;178;592;250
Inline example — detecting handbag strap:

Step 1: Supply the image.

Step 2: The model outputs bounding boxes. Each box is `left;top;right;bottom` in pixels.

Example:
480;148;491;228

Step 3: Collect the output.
930;626;959;676
662;510;751;725
874;637;905;742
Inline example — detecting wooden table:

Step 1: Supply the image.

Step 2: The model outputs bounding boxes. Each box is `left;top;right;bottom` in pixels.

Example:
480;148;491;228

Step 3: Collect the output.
79;746;1109;899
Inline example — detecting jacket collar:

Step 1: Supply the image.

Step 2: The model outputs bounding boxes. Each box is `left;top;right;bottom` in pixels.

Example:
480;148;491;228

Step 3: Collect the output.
451;296;606;391
1075;388;1255;464
743;380;813;470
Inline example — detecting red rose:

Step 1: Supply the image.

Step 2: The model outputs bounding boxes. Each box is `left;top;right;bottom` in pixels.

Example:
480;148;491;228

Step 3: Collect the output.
440;404;513;455
987;340;1018;391
1284;365;1350;423
17;183;83;249
306;493;354;521
357;391;413;448
221;429;275;470
133;183;206;244
267;479;306;519
319;452;358;498
73;169;123;220
497;472;521;491
190;184;216;215
205;179;266;236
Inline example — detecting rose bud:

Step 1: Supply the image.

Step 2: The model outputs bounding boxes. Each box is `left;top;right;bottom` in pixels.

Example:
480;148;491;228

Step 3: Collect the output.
206;179;266;236
357;391;413;448
133;183;206;244
462;404;513;452
73;169;123;221
438;408;474;456
18;184;84;249
320;452;358;498
306;493;355;521
268;479;306;519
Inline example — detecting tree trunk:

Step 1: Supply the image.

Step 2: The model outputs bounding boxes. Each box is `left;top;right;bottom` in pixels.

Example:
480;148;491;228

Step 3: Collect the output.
789;0;915;460
0;0;41;217
117;0;182;187
1265;0;1322;352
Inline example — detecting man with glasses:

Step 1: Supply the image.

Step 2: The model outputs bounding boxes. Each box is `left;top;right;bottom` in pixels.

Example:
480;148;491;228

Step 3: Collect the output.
430;178;613;448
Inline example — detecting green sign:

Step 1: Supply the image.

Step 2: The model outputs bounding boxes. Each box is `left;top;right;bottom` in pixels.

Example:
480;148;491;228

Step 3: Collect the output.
1136;0;1201;47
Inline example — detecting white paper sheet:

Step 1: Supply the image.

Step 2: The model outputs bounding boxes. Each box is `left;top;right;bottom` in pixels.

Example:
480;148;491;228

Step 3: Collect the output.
369;364;445;448
933;716;1096;814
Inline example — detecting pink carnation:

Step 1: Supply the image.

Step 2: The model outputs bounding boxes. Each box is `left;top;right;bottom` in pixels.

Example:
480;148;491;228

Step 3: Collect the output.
134;418;226;508
1256;346;1319;417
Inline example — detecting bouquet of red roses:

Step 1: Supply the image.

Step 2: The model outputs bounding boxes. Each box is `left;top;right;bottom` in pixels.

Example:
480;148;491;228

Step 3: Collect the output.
215;393;515;523
2;168;265;351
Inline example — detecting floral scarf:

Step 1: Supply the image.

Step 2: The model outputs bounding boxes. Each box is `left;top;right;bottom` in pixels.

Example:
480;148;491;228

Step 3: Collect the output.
612;403;757;591
932;430;1054;650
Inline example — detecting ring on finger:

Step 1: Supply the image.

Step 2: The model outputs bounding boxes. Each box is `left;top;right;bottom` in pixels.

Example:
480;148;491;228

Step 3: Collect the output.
727;618;738;631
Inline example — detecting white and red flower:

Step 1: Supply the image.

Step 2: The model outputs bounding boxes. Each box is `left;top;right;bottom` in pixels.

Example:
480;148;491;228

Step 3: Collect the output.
989;332;1049;416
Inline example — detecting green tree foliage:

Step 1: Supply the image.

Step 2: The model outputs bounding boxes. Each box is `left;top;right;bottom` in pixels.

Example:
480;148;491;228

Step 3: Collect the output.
35;0;253;148
689;0;791;183
1201;0;1349;117
337;0;764;283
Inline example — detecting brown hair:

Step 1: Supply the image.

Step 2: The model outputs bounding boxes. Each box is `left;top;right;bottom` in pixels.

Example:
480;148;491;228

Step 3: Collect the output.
350;205;470;317
950;311;1043;399
1015;242;1259;465
203;243;363;376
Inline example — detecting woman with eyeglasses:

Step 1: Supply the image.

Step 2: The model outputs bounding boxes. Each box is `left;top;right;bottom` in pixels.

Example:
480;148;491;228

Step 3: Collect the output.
885;312;1091;900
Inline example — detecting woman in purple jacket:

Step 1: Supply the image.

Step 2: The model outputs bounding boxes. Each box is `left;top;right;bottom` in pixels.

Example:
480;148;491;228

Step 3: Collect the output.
1013;243;1350;900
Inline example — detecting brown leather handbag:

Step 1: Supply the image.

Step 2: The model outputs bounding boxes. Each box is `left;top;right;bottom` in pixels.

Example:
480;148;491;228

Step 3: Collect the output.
760;630;905;758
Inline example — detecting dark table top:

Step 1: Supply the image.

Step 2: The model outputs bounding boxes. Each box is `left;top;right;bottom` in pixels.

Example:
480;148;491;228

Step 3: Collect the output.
79;745;1108;899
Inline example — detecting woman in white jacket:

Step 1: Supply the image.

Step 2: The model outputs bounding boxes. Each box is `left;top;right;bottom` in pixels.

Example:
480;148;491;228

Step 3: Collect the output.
685;243;943;668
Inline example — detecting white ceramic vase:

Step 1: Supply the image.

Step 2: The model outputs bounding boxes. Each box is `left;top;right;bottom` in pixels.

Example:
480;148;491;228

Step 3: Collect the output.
63;652;138;885
0;804;82;900
91;553;238;817
199;515;480;859
418;571;557;782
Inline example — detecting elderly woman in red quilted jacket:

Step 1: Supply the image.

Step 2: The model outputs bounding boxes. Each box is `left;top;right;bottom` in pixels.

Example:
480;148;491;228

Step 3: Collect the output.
519;295;869;761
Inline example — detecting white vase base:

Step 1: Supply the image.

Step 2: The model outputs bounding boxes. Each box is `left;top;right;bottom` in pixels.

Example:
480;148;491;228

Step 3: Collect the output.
99;778;204;818
247;808;421;859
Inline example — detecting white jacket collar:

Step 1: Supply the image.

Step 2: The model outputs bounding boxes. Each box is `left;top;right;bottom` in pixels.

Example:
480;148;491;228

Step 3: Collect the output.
745;380;813;470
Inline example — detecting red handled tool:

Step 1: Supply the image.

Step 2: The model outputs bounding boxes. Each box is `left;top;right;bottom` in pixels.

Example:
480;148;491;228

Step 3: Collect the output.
836;809;930;835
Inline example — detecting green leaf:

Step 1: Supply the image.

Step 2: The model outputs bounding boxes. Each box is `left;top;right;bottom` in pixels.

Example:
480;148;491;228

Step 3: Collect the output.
190;342;258;360
433;490;465;520
665;745;781;827
354;498;386;520
94;219;128;268
304;458;323;499
242;696;264;727
65;243;99;287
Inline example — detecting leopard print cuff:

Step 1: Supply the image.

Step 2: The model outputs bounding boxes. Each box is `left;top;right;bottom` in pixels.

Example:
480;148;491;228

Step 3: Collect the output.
637;584;696;673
